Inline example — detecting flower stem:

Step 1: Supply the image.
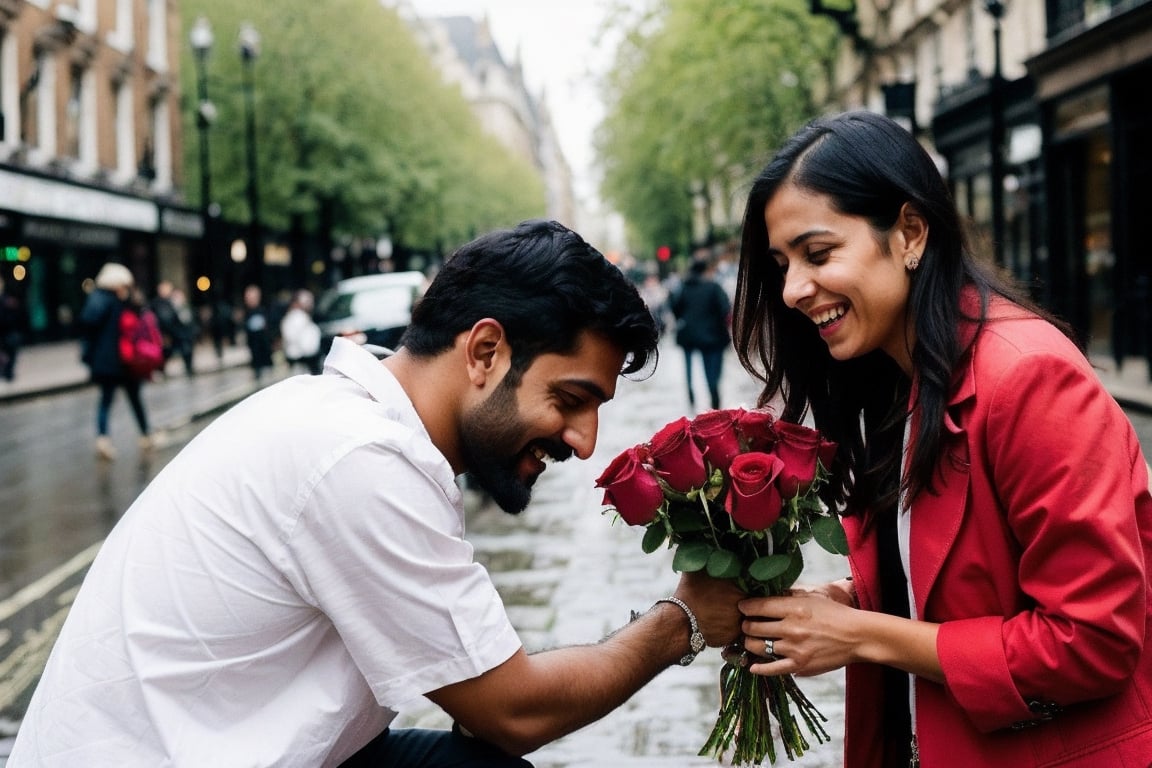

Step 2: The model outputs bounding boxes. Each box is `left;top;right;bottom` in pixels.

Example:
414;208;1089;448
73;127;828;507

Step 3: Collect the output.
699;663;829;766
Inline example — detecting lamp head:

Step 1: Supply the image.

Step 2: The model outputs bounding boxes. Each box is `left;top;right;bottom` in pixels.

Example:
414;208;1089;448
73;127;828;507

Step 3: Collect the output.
190;16;214;55
238;22;261;62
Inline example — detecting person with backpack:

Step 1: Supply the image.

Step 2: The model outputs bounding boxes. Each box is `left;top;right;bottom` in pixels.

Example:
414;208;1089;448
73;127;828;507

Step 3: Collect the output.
79;262;157;461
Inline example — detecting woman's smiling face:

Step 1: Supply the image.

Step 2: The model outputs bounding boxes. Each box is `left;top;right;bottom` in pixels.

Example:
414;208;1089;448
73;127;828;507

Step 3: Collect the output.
764;183;919;374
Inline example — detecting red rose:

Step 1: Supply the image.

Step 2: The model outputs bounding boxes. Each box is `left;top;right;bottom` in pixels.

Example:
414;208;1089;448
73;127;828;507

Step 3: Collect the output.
649;416;709;492
774;421;822;497
818;438;837;472
595;446;664;526
736;409;777;453
690;409;743;473
725;452;785;530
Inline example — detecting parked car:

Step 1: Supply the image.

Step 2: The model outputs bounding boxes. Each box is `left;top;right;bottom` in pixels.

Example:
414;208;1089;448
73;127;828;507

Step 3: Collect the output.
314;271;428;355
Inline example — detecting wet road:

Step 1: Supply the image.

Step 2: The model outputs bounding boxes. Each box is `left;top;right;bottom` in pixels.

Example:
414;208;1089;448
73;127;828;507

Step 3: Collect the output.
0;365;274;732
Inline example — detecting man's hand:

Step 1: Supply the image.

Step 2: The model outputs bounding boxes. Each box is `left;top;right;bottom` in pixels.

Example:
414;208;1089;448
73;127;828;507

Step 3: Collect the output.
672;571;745;647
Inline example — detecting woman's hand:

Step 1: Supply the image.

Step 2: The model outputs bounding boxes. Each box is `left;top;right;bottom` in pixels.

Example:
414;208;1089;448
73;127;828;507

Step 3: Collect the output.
739;592;861;678
740;587;945;683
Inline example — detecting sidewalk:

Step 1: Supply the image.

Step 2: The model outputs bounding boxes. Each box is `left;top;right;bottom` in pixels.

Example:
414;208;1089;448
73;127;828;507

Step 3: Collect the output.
0;338;254;406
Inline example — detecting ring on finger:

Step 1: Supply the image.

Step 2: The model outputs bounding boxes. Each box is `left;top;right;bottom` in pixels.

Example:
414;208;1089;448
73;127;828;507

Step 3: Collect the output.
763;638;775;656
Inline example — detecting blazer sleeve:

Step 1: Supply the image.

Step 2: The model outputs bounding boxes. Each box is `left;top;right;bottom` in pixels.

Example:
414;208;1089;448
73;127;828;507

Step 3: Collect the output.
937;346;1148;731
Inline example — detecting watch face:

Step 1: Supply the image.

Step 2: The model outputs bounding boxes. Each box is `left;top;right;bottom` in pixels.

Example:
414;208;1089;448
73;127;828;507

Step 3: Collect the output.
690;632;706;654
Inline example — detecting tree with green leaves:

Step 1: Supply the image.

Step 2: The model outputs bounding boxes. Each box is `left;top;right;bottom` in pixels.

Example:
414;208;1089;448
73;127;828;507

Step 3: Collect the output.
180;0;545;280
596;0;837;260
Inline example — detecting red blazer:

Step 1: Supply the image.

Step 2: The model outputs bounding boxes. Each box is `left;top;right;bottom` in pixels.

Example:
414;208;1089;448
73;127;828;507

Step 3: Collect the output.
843;300;1152;767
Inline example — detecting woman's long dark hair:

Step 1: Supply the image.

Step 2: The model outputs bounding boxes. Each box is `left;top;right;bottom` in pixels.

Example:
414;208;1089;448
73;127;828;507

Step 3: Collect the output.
733;111;1073;516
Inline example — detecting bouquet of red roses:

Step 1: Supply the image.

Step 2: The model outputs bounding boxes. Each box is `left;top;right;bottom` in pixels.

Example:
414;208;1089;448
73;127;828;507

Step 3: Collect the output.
595;407;846;765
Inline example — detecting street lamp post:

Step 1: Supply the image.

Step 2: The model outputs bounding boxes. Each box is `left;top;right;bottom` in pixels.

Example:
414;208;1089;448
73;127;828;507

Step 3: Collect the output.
189;17;216;296
985;0;1006;266
238;22;262;292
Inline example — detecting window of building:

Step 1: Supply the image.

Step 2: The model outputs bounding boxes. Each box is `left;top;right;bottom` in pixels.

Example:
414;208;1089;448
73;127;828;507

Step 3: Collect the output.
150;95;172;189
34;54;56;159
114;80;135;181
19;55;40;149
77;0;97;34
65;64;82;159
109;0;135;51
0;30;7;145
147;0;168;72
965;1;978;78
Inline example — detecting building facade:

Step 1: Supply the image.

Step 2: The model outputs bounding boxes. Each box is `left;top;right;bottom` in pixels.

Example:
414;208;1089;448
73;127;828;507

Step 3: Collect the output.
814;0;1152;369
401;8;576;229
0;0;192;343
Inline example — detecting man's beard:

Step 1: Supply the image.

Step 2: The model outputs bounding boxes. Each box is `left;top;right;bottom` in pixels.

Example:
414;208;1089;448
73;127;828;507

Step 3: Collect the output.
459;375;571;515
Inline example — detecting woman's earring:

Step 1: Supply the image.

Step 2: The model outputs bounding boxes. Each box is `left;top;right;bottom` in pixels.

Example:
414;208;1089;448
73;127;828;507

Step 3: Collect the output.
905;254;921;272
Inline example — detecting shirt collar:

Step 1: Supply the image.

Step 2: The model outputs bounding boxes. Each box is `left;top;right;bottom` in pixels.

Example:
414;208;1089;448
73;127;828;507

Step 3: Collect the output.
323;337;427;435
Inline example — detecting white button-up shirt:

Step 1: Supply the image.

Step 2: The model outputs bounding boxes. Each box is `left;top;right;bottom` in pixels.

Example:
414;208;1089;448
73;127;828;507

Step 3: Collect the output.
11;339;522;767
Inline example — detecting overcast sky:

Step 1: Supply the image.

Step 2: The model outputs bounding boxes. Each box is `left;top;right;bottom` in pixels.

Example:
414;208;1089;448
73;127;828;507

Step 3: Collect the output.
403;0;624;205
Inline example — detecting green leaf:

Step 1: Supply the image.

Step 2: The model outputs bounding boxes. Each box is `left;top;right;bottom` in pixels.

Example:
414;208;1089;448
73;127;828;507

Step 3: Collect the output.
672;540;712;573
641;523;668;554
812;515;850;555
778;547;805;589
706;549;743;579
748;554;792;582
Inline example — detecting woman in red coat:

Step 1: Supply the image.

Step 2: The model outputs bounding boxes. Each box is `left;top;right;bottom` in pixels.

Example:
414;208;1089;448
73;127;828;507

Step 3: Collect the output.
731;111;1152;767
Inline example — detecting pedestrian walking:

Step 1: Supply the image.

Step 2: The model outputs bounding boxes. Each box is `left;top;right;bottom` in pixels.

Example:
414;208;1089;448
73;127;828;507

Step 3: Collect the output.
731;111;1152;767
637;272;670;338
670;257;731;411
280;288;322;375
78;263;155;461
149;281;197;377
9;220;743;768
242;284;274;382
210;296;237;365
0;275;25;382
169;287;198;376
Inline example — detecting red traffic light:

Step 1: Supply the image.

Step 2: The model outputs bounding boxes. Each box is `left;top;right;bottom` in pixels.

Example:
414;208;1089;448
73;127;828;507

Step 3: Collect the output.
656;245;671;261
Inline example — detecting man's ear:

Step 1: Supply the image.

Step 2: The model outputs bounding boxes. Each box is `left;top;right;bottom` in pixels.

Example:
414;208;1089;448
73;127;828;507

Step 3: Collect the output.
462;318;508;387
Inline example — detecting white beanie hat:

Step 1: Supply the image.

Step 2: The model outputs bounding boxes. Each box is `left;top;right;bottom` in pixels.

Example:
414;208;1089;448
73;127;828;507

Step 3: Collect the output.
95;262;134;290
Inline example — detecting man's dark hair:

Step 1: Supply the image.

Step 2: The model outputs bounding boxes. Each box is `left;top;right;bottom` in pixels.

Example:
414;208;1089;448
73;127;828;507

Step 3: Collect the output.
400;219;658;379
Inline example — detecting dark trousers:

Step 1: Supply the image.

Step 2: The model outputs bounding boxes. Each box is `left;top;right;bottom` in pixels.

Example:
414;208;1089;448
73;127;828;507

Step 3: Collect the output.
682;346;725;410
339;728;534;768
95;375;149;436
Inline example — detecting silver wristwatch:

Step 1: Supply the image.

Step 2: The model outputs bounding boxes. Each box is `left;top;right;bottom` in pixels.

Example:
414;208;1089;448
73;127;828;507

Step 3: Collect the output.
656;596;706;666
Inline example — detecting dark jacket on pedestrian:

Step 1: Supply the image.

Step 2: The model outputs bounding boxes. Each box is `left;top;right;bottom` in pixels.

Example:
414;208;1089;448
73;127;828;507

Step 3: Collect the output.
671;264;731;351
80;288;127;379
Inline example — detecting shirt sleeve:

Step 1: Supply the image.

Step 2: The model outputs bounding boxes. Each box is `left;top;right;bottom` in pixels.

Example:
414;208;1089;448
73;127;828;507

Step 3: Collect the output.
937;346;1148;730
280;438;522;709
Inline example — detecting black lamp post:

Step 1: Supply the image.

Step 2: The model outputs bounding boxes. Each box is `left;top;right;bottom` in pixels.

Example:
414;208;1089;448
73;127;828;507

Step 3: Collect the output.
189;17;216;296
985;0;1006;266
238;22;262;292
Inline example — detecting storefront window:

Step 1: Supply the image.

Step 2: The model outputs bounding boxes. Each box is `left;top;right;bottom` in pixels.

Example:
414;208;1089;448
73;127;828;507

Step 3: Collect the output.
1082;130;1113;358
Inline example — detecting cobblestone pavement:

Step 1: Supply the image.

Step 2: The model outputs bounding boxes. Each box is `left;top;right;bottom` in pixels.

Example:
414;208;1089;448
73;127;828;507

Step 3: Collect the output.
395;341;848;768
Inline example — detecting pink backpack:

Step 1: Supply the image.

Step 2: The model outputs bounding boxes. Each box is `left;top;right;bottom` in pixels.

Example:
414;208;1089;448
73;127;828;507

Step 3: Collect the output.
119;307;165;379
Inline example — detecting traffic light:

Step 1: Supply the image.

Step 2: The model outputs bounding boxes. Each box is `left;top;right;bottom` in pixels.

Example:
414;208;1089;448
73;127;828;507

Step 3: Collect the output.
2;245;30;262
656;245;671;261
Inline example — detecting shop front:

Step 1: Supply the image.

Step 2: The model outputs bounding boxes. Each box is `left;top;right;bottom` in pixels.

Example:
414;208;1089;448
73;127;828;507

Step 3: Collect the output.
0;167;199;344
1028;0;1152;368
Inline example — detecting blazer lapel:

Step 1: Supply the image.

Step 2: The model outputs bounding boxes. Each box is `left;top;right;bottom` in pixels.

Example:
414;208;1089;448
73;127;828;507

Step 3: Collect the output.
911;359;975;618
